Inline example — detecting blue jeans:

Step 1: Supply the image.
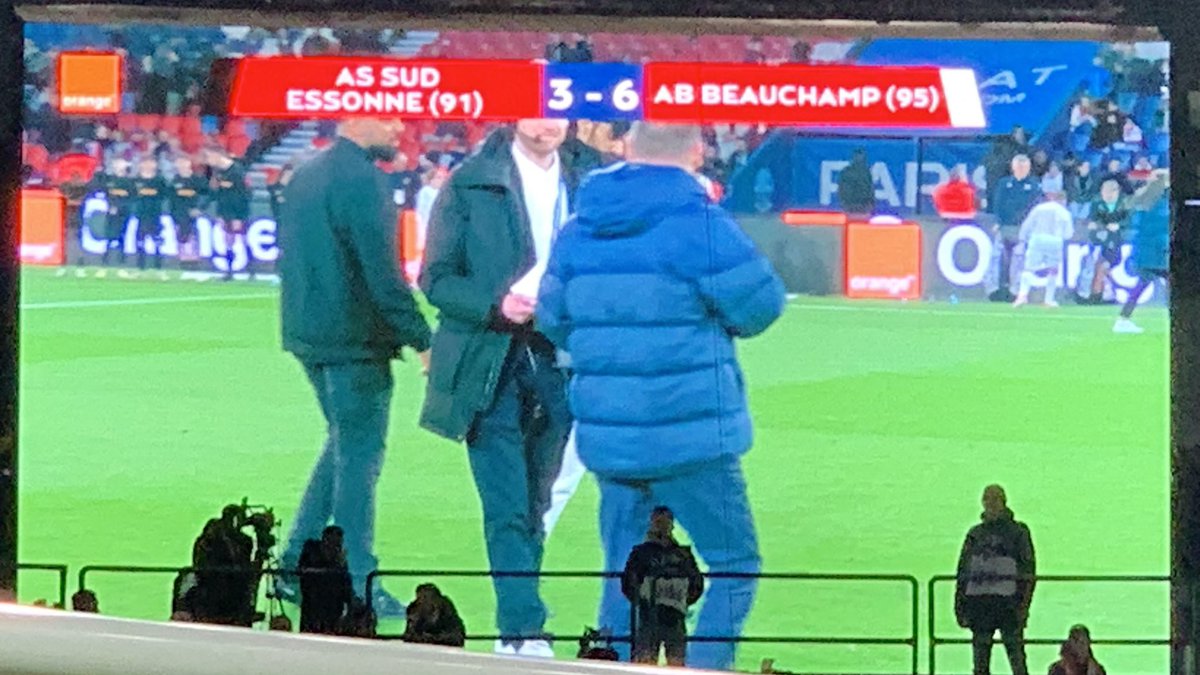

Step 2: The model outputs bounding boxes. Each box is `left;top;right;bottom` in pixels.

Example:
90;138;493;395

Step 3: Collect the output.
597;456;760;670
467;340;571;639
283;360;393;598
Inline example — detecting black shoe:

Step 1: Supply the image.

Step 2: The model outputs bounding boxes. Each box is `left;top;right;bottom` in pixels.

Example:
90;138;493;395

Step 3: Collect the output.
988;289;1016;303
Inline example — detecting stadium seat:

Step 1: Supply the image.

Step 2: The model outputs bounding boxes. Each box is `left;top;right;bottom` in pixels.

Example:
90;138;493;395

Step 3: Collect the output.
116;113;138;133
1117;92;1138;114
135;114;161;132
1150;132;1170;155
22;143;50;174
51;153;99;183
1070;131;1093;154
227;134;252;157
181;116;202;137
159;115;183;136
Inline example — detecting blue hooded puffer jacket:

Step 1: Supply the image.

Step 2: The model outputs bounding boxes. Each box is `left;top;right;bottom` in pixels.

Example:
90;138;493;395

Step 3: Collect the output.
538;163;787;480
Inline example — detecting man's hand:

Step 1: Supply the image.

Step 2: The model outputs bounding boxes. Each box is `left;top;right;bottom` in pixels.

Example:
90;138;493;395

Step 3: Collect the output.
417;350;431;376
501;293;536;325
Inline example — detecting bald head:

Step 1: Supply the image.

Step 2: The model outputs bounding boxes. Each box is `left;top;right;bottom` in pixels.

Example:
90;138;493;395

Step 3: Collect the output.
627;122;705;171
338;118;402;161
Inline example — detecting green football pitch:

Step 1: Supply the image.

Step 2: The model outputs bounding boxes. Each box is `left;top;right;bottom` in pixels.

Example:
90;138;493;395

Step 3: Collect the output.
14;267;1169;674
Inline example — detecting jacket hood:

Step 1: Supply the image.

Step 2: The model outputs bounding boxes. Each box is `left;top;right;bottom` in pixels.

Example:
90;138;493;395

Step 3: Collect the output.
980;507;1016;524
575;162;707;238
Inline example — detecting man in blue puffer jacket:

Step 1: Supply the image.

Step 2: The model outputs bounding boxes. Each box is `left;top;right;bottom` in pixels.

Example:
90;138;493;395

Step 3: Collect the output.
538;122;786;670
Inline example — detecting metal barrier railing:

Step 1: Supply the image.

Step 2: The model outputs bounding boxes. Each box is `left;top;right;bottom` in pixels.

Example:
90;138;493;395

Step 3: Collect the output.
368;569;921;675
68;565;1175;675
928;574;1171;675
4;563;69;608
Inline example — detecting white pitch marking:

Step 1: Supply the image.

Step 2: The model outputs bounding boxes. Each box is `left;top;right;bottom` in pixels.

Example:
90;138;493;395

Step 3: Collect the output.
22;293;275;310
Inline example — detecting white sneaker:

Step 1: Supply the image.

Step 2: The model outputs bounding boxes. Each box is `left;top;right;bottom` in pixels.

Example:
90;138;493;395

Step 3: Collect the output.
494;640;518;655
515;639;555;658
1114;318;1145;334
1043;299;1060;308
95;269;108;278
1012;296;1028;308
74;268;88;278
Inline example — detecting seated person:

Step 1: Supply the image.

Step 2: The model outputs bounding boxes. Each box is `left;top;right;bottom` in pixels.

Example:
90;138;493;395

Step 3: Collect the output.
1048;625;1107;675
402;583;466;647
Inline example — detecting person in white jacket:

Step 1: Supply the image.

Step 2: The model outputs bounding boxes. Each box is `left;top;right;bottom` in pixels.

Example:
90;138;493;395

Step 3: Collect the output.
1013;192;1075;308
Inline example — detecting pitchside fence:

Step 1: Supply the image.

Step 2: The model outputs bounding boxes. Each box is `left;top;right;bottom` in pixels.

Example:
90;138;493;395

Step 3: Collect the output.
14;563;1172;674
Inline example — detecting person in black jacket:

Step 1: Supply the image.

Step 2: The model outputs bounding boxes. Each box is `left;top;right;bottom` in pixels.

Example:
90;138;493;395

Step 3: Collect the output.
276;118;431;618
132;156;169;274
170;156;208;269
402;583;466;647
1082;180;1129;303
956;485;1036;675
206;147;253;280
837;148;875;215
99;158;135;271
188;506;257;626
622;506;704;666
266;163;294;223
298;526;353;635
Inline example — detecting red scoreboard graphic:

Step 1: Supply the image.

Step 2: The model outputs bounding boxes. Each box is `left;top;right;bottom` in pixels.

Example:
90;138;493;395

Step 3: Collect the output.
219;56;985;129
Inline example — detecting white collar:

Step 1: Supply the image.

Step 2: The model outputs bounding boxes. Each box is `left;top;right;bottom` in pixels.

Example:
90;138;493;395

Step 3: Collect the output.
511;141;559;176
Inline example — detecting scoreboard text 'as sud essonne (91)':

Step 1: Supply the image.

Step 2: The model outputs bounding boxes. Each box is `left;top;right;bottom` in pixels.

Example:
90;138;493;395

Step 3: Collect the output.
227;57;986;129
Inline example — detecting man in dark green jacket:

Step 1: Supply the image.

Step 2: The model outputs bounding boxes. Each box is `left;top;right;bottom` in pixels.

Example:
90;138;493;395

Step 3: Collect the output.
276;118;432;617
955;485;1036;675
420;121;599;655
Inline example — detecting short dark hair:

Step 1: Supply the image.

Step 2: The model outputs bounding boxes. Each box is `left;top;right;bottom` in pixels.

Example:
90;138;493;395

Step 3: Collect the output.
651;505;673;518
323;525;344;538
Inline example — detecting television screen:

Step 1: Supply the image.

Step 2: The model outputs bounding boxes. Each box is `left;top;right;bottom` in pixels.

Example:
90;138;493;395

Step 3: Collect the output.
18;20;1170;674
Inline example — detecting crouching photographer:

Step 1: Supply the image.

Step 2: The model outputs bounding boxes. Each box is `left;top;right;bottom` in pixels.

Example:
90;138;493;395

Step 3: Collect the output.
177;501;276;626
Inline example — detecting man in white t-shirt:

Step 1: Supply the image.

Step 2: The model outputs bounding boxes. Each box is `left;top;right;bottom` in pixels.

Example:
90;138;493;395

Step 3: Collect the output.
1013;192;1075;308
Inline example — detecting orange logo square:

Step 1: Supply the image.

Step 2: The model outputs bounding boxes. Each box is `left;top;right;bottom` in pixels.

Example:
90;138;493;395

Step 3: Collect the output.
57;52;122;115
20;189;65;266
844;222;922;300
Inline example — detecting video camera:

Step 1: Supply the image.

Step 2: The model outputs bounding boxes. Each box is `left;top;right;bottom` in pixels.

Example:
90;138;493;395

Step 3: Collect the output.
577;626;619;661
226;499;278;562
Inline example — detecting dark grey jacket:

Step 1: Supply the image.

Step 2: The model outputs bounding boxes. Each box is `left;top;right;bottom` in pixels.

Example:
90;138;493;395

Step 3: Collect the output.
419;128;599;441
278;138;431;364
